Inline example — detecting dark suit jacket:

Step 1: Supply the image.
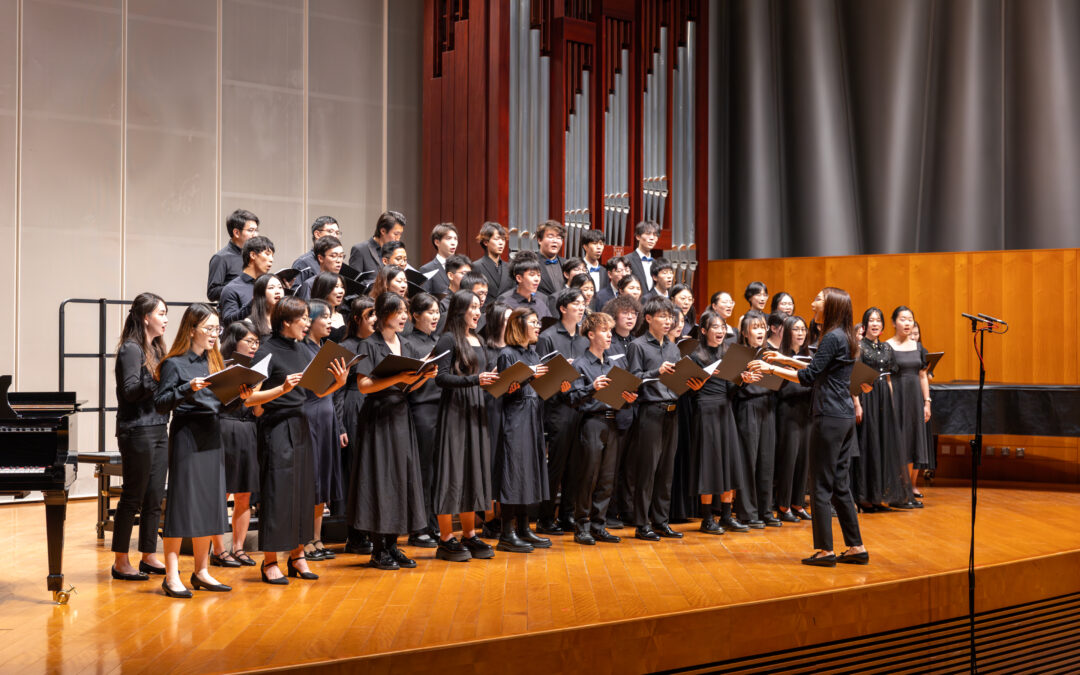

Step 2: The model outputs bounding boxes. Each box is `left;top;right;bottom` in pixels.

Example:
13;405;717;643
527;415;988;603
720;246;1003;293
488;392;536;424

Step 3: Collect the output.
592;285;616;312
348;237;382;276
539;256;564;297
472;255;510;306
626;251;654;291
291;250;319;286
420;258;450;297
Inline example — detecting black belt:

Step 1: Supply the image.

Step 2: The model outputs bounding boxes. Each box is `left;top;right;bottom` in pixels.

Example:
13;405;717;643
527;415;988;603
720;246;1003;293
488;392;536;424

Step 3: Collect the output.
587;410;617;420
647;402;677;412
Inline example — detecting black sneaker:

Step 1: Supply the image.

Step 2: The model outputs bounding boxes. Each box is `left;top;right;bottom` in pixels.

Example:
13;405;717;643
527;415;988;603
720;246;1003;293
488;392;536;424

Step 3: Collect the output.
436;537;472;562
461;535;495;559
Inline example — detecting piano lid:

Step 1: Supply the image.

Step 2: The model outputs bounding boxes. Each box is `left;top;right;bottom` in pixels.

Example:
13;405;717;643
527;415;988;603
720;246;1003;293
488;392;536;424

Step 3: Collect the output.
0;376;80;419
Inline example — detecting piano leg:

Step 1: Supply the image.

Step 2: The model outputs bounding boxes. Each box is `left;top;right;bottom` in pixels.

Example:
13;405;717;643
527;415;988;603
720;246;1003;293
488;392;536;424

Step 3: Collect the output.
43;490;71;604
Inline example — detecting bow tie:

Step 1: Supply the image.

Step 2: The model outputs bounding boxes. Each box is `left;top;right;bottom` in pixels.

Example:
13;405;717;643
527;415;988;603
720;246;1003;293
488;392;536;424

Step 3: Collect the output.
641;256;653;263
589;266;602;274
544;258;560;265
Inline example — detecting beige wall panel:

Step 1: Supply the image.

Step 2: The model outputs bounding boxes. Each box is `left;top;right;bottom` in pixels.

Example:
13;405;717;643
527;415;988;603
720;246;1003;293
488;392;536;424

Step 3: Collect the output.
311;0;379;22
223;0;303;91
0;0;15;111
307;202;364;252
388;0;422;253
0;0;16;378
308;12;383;101
308;97;381;208
126;17;216;132
128;0;216;26
222;85;303;199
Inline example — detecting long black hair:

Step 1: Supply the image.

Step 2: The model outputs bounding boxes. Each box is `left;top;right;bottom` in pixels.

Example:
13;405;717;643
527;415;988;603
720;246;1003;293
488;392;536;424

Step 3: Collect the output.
779;315;810;357
822;287;859;357
443;290;480;375
117;292;167;374
220;320;258;360
249;273;282;337
482;301;512;349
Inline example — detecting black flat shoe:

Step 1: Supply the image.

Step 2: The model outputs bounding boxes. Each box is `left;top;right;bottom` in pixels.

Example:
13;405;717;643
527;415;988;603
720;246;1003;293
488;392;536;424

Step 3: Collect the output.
344;536;374;555
496;529;534;553
287;557;318;580
313;540;336;560
517;523;552;548
635;526;661;542
536;519;565;536
111;566;149;581
653;523;684;538
303;545;326;562
574;528;596;545
699;517;724;535
210;552;242;568
436;537;472;562
388;545;417;568
479;521;502;540
261;562;289;585
190;573;232;592
778;510;800;523
369;549;400;570
721;516;751;533
763;516;782;528
462;535;495;559
837;550;870;565
793;508;812;521
408;532;439;548
231;550;257;567
747;519;766;530
138;561;165;575
592;526;621;543
161;579;192;598
801;552;837;567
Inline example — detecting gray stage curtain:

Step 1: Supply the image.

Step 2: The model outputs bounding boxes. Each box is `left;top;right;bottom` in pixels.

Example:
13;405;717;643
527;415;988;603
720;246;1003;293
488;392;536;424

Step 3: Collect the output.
708;0;1080;259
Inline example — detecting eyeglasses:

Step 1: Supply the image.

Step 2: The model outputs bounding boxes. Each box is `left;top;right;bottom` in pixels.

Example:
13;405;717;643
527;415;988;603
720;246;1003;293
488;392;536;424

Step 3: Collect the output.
200;325;223;336
526;320;541;328
325;252;345;261
240;336;260;346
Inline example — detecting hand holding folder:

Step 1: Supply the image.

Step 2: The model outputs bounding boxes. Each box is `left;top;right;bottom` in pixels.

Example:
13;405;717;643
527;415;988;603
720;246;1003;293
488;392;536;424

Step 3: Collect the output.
530;354;581;400
591;366;642;410
299;341;365;395
206;354;273;405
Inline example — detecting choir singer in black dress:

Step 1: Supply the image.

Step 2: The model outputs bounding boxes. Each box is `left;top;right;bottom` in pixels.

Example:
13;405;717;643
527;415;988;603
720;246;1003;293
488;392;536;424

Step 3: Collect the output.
752;287;869;567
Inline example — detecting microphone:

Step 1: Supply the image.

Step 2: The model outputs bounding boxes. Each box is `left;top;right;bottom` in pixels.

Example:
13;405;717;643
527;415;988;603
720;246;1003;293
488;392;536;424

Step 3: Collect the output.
960;312;983;323
977;312;1008;326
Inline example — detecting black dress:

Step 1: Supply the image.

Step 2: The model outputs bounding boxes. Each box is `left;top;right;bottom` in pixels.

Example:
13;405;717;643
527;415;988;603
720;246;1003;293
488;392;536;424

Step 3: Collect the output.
485;345;505;470
855;339;910;504
252;335;317;552
688;345;739;497
154;351;228;539
432;335;493;514
336;335;367;504
347;332;427;535
892;344;932;468
493;345;550;505
303;340;344;505
775;370;813;510
669;388;699;521
221;397;259;495
733;377;776;523
403;330;440;523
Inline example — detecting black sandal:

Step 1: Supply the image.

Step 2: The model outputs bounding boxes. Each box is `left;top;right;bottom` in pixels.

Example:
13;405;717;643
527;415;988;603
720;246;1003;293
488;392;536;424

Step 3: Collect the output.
232;550;257;566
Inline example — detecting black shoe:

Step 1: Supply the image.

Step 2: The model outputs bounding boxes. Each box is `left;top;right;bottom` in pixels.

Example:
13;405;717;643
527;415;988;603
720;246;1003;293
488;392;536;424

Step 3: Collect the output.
287;556;319;580
210;552;242;568
763;515;782;528
592;526;621;543
161;579;192;598
778;510;799;523
388;544;417;568
138;560;166;575
313;540;336;559
496;529;534;553
911;500;924;509
635;526;661;542
231;550;257;567
605;515;625;529
111;566;149;581
261;562;289;585
837;550;870;565
462;535;495;559
303;546;326;561
574;525;596;546
653;523;684;538
480;520;502;540
747;519;766;530
699;517;724;535
407;532;438;549
558;516;577;532
721;516;751;533
890;501;916;510
536;519;565;536
517;521;552;548
436;537;472;562
344;534;374;555
802;552;837;567
369;549;400;571
190;572;231;592
793;508;812;521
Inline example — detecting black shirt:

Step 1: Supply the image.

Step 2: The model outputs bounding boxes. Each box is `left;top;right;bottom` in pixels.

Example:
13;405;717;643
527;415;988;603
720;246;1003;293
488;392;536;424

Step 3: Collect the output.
404;330;441;406
569;350;616;415
219;272;256;326
292;249;319;286
797;328;856;418
498;288;553;321
207;241;242;302
627;331;680;403
115;340;169;431
536;323;588;362
252;334;311;416
690;344;731;400
154;350;224;417
433;334;490;388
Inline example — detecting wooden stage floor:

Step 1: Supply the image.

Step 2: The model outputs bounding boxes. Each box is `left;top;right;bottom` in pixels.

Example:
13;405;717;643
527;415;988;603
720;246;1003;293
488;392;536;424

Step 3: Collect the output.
2;485;1079;674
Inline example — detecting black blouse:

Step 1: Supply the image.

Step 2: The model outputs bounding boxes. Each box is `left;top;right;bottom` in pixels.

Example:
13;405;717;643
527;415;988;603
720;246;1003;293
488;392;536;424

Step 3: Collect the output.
690;344;730;399
154;350;223;417
797;328;856;418
860;338;898;375
115;340;169;431
252;334;311;415
497;345;541;403
433;334;490;389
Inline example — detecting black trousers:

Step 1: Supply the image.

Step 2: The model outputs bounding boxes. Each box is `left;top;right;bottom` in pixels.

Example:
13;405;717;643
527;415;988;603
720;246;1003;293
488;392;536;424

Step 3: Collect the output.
540;403;583;522
734;396;776;521
573;415;620;524
629;403;678;527
775;397;811;509
809;415;863;551
111;424;168;554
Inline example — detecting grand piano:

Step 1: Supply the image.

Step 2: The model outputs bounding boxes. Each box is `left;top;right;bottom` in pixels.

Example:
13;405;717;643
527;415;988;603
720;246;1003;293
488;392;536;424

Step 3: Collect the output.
0;375;80;604
931;381;1080;437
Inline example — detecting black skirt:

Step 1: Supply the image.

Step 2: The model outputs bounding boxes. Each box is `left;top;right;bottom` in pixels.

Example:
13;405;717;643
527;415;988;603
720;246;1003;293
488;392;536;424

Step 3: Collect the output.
855;381;910;504
689;395;739;495
669;391;699;520
162;414;228;539
433;385;493;514
304;394;343;505
221;415;259;494
347;389;427;535
257;412;316;552
494;394;550;505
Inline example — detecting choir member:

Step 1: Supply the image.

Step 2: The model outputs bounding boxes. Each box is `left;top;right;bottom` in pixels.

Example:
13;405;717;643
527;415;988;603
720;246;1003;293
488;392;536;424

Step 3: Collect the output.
626;220;660;291
567;312;635;544
403;292;442;548
536;220;568;296
731;310;777;528
244;296;348;583
911;320;937;480
641;258;675;302
349;210;405;274
808;290;825;345
592;256;631;310
369;265;410;300
249;273;284;340
460;272;490;336
709;291;738;345
308;272;348;340
774;315;814;522
687;309;745;534
626;297;703;541
494;309;554;552
153;304;236;597
350;293;434;570
473;221;512;305
339;295;377;555
497;251;553;321
292;216;341;286
479;301;513;537
600;294;642;528
561;257;589;285
536;288;589;535
207;209;259;301
887;306;931;506
568;272;596;310
744;281;769;313
670;284;695;335
854;307;909;511
771;292;795;317
616;274;643;302
110;293;170;581
765;311;785;351
296;236;344;300
302;300;346;561
219;236;275;325
420;222;458;296
754;287;868;566
434;255;473;331
380;240;411;269
579;228;609;292
430;291;499;561
214;320;262;567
